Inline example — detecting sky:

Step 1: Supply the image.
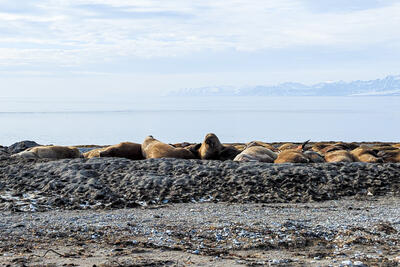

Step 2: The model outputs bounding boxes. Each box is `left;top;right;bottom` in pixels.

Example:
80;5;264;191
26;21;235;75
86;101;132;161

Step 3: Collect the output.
0;0;399;97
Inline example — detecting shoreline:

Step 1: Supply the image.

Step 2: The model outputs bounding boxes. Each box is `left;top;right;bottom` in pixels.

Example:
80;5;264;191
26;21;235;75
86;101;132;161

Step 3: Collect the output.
1;144;400;266
1;198;400;266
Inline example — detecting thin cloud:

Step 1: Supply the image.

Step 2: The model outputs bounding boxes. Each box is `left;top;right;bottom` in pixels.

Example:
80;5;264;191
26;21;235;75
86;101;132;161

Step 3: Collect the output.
0;0;399;68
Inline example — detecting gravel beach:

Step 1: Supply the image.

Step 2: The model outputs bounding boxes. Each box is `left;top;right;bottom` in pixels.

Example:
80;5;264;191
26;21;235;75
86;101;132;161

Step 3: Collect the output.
0;155;400;266
1;199;400;266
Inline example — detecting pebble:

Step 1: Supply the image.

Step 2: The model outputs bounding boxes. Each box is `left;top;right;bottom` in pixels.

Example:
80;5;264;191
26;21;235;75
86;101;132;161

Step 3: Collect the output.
341;260;353;266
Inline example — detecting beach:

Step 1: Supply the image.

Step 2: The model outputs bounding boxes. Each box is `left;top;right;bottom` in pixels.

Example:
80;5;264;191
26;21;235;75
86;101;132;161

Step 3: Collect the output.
0;154;400;266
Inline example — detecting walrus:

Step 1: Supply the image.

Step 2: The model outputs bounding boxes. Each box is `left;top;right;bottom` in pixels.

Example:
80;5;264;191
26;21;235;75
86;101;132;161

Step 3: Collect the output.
83;147;107;158
141;136;198;159
233;144;246;151
274;150;310;163
234;142;277;163
324;150;356;163
170;142;192;148
247;141;277;151
303;150;325;163
311;142;330;154
370;144;398;152
319;142;359;155
99;142;144;160
196;133;240;160
274;140;311;163
12;145;82;159
377;149;400;163
278;143;298;151
392;144;400;149
350;146;383;163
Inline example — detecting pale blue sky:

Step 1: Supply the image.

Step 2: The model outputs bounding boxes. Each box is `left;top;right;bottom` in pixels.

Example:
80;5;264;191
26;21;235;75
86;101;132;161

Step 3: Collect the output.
0;0;399;97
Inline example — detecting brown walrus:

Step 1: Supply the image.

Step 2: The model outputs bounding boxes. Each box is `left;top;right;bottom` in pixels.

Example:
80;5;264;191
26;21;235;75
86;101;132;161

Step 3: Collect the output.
196;133;240;160
370;144;398;152
311;142;330;154
274;140;312;163
12;145;82;159
170;142;192;148
234;142;277;163
83;147;107;158
99;142;144;160
350;146;383;163
324;150;356;163
303;150;325;163
274;150;310;163
247;141;277;151
278;143;299;151
377;149;400;163
141;136;198;159
232;144;246;151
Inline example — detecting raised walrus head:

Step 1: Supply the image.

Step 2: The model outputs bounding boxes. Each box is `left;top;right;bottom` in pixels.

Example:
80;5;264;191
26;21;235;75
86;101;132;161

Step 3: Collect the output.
199;133;223;160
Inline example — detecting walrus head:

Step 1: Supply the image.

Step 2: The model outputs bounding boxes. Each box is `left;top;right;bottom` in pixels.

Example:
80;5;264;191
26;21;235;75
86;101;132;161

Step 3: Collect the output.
199;133;223;160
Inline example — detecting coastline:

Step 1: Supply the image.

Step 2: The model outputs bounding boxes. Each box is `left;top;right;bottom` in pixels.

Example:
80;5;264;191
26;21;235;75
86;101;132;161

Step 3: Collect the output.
1;146;400;266
1;199;400;266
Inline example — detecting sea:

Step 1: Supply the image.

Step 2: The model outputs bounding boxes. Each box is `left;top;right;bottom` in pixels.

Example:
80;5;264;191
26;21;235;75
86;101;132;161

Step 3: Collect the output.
0;96;399;146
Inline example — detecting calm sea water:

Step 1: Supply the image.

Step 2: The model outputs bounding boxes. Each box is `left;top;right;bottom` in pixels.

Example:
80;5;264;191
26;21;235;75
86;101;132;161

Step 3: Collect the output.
0;96;399;146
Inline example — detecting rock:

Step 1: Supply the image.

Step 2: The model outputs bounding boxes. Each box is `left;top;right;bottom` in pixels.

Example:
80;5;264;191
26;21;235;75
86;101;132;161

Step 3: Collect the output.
8;140;41;154
353;261;366;267
341;260;353;266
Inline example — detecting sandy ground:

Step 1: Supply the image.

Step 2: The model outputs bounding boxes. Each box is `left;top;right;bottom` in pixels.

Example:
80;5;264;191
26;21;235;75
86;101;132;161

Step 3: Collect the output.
1;197;400;266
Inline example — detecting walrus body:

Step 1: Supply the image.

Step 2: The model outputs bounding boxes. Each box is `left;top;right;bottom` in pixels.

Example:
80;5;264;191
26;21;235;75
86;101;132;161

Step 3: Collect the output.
141;136;197;159
371;144;398;152
99;142;144;160
377;149;400;162
234;144;277;163
274;150;310;163
219;145;241;160
248;141;277;152
350;147;382;163
278;143;298;151
321;142;358;154
13;145;82;159
304;151;325;163
324;150;356;163
83;147;107;158
274;140;311;163
311;142;330;154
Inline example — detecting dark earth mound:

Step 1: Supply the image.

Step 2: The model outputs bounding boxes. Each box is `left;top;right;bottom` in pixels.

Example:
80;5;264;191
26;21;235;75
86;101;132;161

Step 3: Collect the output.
1;157;399;212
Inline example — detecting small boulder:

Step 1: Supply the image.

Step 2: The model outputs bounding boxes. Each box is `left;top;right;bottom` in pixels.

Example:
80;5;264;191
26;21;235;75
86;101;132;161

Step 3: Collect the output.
8;140;41;154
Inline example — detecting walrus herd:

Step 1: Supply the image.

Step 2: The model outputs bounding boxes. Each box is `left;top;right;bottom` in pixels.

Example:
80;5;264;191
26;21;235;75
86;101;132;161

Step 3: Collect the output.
10;133;400;163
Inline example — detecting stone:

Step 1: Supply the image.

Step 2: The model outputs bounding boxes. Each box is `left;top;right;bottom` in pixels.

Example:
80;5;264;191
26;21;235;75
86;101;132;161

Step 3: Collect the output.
8;140;41;154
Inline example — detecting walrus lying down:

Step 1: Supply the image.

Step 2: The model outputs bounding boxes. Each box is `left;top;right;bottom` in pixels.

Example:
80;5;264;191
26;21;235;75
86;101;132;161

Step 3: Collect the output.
350;146;383;163
324;150;356;163
274;140;311;163
141;136;197;159
12;145;82;159
83;142;144;160
99;142;144;160
234;142;277;163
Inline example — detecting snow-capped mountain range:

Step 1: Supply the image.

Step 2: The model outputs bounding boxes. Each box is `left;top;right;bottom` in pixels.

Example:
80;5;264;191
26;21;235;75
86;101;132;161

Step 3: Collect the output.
170;75;400;96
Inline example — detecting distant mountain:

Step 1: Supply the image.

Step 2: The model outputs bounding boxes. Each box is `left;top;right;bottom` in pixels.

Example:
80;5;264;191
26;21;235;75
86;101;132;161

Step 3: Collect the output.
170;75;400;96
